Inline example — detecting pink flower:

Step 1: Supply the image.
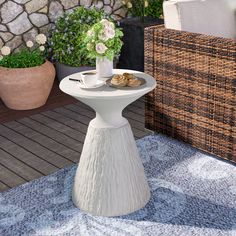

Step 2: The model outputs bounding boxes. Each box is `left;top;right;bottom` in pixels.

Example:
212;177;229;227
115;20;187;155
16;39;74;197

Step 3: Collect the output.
105;28;115;39
100;19;115;29
98;27;116;41
95;43;108;54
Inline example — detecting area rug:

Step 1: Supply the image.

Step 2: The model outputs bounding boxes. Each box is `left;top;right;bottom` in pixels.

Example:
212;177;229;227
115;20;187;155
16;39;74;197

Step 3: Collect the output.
0;134;236;236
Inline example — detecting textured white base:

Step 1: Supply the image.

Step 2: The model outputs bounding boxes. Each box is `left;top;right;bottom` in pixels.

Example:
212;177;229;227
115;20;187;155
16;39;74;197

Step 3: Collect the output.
72;120;150;217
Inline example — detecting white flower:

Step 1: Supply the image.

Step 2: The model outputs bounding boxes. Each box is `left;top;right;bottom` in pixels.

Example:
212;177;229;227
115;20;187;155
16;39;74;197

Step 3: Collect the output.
144;0;148;8
108;21;115;29
105;27;115;39
0;55;3;61
39;46;45;51
87;29;94;37
98;32;109;42
98;23;116;41
0;46;11;56
100;19;114;29
127;2;132;8
99;28;116;41
100;19;110;25
95;43;107;54
36;34;47;45
26;40;34;48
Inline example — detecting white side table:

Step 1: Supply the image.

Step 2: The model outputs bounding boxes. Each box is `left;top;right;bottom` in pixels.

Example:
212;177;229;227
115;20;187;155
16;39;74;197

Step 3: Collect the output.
60;69;156;216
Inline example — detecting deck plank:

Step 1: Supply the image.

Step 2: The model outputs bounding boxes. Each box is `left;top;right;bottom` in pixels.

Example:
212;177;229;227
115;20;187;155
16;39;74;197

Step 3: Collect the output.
0;164;26;188
125;109;145;123
127;106;145;117
0;181;10;192
17;118;83;153
30;114;86;143
67;103;95;118
42;110;88;134
0;135;58;175
0;124;72;168
0;149;42;181
53;107;91;125
5;121;80;163
132;100;145;110
133;129;151;139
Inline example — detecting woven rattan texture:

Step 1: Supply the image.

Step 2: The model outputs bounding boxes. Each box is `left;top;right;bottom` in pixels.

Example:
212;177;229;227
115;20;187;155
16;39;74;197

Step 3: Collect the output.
144;25;236;162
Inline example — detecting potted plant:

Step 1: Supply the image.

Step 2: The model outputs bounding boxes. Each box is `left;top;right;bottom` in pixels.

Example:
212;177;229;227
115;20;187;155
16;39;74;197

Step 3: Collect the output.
0;34;55;110
118;0;164;71
83;19;123;78
48;7;109;81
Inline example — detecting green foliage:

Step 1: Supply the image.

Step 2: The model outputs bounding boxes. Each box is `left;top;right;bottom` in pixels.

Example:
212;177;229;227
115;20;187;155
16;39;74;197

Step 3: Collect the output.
129;0;147;18
146;0;164;18
48;7;109;67
0;49;44;68
83;19;123;61
123;0;164;19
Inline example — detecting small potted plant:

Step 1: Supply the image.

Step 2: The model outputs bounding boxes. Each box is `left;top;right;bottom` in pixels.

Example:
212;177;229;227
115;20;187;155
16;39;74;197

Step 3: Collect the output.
0;34;55;110
118;0;164;71
83;19;123;78
48;7;109;81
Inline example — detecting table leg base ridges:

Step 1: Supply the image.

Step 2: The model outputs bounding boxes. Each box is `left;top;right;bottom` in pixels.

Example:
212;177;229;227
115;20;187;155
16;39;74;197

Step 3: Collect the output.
72;121;151;217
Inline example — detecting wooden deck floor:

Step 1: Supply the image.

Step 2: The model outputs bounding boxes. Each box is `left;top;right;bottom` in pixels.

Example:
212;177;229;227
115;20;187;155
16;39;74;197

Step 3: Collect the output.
0;87;150;192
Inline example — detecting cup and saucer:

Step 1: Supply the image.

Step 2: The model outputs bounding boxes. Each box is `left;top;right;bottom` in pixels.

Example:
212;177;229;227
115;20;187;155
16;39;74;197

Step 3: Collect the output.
76;72;105;89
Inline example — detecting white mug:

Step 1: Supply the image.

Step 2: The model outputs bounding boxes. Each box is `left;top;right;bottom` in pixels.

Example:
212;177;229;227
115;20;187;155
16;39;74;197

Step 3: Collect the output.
80;72;98;87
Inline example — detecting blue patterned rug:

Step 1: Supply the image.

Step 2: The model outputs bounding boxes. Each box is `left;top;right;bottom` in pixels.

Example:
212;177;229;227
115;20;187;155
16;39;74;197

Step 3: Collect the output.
0;134;236;236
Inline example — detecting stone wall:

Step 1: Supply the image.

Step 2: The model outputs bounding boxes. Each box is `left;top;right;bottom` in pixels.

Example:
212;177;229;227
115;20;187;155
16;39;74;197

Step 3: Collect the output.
0;0;126;51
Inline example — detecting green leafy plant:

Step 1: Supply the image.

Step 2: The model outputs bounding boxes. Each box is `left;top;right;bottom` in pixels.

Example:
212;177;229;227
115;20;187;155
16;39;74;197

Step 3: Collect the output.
48;7;109;67
122;0;164;19
122;0;148;19
0;34;47;68
145;0;164;18
0;50;44;68
83;19;123;61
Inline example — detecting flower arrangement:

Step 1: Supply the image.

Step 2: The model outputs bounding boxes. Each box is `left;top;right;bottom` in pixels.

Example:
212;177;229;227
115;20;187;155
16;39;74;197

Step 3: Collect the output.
0;34;47;68
84;19;123;61
122;0;164;19
48;7;109;67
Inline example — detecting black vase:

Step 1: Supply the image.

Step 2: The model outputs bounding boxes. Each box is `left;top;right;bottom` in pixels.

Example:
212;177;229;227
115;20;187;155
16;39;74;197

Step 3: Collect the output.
117;17;164;72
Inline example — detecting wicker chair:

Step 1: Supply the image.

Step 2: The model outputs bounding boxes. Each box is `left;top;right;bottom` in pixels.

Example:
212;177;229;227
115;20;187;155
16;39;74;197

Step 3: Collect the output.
144;25;236;163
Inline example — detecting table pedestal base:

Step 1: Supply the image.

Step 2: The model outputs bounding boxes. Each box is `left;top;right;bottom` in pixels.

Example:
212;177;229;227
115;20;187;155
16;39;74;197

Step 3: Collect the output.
72;120;150;217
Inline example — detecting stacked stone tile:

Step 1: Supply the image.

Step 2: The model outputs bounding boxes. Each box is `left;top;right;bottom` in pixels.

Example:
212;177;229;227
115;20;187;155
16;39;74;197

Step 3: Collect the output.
0;0;126;51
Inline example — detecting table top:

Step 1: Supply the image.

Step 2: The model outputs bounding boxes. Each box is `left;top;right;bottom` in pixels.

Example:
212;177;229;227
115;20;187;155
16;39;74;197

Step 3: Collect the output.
59;69;156;100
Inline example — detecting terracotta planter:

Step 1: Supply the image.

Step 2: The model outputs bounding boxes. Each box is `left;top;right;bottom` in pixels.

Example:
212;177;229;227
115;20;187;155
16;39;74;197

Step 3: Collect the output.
0;60;55;110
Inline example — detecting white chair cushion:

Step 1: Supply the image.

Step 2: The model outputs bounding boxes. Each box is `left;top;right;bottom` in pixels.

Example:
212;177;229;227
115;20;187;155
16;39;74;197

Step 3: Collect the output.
163;0;236;39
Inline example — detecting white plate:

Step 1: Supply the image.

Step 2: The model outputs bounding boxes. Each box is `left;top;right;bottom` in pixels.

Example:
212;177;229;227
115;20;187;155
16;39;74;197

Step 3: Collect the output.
77;80;105;89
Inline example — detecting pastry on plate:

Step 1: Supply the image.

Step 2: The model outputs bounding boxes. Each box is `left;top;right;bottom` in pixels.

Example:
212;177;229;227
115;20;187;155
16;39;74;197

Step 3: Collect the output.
123;73;135;81
111;74;128;87
127;78;142;87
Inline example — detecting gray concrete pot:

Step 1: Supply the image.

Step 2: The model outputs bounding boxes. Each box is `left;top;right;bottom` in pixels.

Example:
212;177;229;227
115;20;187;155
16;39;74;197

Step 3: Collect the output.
55;62;95;82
